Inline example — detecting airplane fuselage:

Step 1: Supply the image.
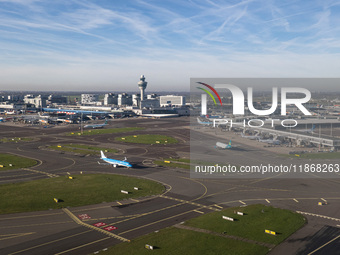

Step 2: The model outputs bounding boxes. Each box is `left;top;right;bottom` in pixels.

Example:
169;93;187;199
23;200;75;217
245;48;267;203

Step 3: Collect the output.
102;157;132;168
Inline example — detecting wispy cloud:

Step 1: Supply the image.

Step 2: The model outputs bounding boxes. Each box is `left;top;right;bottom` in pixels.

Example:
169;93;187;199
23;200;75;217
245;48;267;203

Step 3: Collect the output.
0;0;339;90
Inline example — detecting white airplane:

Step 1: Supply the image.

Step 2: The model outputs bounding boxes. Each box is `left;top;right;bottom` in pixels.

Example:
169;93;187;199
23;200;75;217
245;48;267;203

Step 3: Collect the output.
296;125;315;134
241;132;259;140
84;120;108;129
98;151;132;168
215;140;233;149
5;110;16;115
197;117;213;125
39;119;49;124
258;138;281;145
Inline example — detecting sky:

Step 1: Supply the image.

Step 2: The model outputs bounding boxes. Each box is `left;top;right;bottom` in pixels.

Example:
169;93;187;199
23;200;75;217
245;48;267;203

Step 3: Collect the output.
0;0;340;92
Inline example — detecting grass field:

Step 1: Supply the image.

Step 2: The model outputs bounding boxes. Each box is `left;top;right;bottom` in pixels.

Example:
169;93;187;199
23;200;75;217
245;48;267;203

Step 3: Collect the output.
284;152;340;159
154;158;191;169
0;153;37;171
0;174;164;214
0;137;34;143
103;227;269;255
67;127;145;136
48;144;118;155
115;134;178;144
185;204;305;245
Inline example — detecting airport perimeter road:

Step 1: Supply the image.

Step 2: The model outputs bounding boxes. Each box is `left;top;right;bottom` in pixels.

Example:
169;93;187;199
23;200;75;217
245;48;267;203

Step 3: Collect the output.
0;118;339;254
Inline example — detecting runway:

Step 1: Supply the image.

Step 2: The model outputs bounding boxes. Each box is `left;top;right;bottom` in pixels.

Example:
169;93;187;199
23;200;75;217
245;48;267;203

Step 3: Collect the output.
0;117;339;254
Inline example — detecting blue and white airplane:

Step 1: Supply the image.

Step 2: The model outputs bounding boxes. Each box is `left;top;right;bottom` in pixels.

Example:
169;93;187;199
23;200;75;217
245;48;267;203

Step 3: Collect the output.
84;120;108;129
197;117;213;125
99;151;132;168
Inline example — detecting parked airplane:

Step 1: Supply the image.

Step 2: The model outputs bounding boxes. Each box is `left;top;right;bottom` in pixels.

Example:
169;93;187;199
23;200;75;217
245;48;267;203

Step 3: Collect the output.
258;138;281;145
39;119;49;124
5;110;16;115
216;140;233;149
241;132;259;140
296;125;315;134
197;117;212;125
99;151;132;168
84;120;108;129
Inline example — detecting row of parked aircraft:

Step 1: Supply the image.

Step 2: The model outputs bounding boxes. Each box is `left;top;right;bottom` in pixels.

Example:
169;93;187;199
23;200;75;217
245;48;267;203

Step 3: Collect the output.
197;117;317;149
215;136;281;149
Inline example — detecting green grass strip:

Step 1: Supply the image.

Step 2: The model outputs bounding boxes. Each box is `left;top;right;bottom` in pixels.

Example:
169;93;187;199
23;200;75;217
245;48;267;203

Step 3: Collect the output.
154;160;190;169
0;174;164;214
48;144;118;155
115;134;178;144
0;153;37;171
67;127;145;136
282;152;340;159
185;204;305;245
103;227;269;255
0;137;33;143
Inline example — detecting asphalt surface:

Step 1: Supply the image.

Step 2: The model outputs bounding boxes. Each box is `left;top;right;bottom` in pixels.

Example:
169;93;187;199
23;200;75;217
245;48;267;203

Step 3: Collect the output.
0;117;339;255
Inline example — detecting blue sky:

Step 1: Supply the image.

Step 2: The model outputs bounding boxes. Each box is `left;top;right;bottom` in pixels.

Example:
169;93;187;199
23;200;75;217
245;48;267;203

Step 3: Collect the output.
0;0;340;91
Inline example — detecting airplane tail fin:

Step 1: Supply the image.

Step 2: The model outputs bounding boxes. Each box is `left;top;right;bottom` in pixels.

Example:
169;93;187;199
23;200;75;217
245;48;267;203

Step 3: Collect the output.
124;157;127;161
100;150;106;159
228;140;232;147
105;119;108;124
311;125;316;131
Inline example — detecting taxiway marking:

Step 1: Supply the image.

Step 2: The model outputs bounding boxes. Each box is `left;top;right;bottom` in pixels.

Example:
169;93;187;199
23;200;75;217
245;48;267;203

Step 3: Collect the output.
22;168;58;178
307;235;340;255
160;195;220;211
213;204;223;209
118;207;202;235
296;211;340;222
194;210;204;214
62;208;129;242
0;232;35;241
8;230;92;255
54;237;111;255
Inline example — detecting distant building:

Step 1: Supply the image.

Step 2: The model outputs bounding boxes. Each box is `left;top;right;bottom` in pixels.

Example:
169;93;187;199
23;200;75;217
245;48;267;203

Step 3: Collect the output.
147;94;158;99
24;95;48;108
47;95;67;105
160;95;186;107
140;99;160;108
104;93;117;105
0;94;23;103
81;94;98;105
132;94;140;106
118;93;132;106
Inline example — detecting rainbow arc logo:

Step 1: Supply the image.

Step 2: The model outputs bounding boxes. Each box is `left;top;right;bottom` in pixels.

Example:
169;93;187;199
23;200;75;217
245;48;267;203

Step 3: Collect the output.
196;82;223;106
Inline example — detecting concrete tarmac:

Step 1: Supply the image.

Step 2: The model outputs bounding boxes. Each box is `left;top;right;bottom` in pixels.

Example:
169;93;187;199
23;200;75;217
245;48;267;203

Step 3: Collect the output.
0;117;339;254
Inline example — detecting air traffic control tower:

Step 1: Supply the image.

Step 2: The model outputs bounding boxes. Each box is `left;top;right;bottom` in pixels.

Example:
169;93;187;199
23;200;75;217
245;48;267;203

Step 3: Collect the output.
138;75;147;108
